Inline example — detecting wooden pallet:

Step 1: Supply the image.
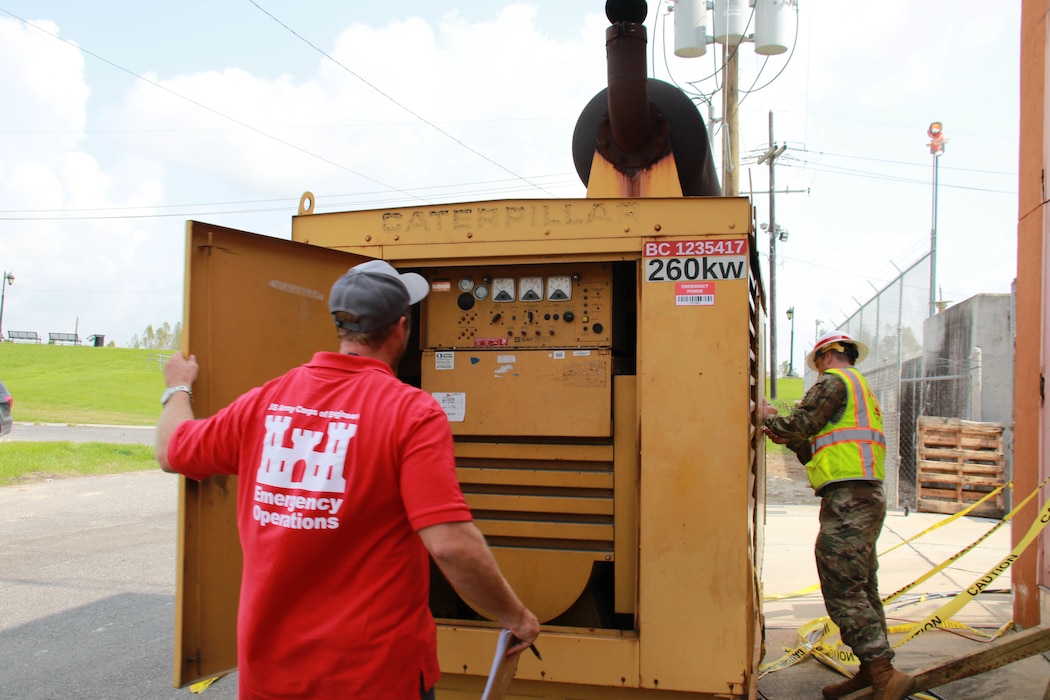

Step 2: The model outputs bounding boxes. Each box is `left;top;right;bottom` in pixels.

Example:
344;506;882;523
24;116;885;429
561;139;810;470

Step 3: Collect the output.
916;416;1005;518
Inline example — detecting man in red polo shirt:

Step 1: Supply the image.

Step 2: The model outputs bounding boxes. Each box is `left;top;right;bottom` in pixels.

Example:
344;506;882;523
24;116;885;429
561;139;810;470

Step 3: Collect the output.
156;260;539;700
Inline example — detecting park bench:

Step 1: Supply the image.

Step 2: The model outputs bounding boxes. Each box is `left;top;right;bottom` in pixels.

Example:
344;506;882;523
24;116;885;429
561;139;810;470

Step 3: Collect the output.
48;332;81;345
7;330;41;343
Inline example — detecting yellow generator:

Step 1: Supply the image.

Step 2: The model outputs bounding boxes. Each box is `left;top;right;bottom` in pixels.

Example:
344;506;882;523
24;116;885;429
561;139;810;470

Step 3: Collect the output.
173;2;767;697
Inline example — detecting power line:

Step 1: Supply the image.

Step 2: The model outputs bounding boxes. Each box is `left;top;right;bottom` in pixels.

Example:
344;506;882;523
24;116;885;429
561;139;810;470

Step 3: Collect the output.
769;110;1018;143
776;158;1017;195
246;0;560;198
0;172;579;214
0;7;428;203
0;115;574;136
0;173;584;221
789;147;1016;177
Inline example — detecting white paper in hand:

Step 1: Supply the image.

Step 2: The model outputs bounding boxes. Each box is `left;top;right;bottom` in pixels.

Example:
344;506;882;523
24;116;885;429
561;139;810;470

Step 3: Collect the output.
481;629;518;700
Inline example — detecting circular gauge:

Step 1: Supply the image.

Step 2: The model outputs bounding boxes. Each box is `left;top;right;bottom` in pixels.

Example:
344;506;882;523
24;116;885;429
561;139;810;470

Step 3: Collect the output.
458;277;475;292
473;285;489;301
546;275;572;301
519;276;543;302
492;277;515;302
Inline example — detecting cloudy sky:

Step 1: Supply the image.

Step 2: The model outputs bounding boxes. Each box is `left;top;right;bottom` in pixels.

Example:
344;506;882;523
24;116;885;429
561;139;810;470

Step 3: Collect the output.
0;1;1020;366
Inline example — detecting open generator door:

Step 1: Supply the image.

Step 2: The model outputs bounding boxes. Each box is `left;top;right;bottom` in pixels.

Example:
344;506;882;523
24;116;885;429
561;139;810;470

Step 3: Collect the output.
174;221;371;687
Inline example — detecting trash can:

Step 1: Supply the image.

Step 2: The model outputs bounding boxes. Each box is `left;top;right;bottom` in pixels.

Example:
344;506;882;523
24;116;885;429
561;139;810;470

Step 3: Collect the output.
90;334;105;347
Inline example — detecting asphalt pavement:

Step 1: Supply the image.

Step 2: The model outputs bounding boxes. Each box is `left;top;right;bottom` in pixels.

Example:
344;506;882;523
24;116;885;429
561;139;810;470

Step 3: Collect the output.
1;422;156;445
0;469;238;699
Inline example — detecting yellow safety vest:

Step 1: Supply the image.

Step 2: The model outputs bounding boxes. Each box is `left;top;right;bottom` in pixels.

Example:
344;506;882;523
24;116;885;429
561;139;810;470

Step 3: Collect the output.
807;367;886;492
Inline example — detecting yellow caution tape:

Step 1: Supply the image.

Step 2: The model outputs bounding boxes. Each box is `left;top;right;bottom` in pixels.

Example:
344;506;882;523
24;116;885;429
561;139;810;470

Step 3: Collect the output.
757;618;830;676
885;590;1015;641
894;493;1050;647
878;482;1009;558
807;642;936;700
763;480;1015;602
887;617;1014;641
761;478;1050;678
190;676;224;694
758;640;816;676
880;477;1047;608
763;581;823;602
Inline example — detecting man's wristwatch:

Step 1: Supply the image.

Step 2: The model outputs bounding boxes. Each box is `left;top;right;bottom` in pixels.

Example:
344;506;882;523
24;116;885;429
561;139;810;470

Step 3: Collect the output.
161;385;193;407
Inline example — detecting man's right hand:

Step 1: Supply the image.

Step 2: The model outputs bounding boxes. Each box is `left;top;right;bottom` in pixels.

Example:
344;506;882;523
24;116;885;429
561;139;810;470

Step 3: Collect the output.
164;352;199;389
419;521;541;656
503;610;541;658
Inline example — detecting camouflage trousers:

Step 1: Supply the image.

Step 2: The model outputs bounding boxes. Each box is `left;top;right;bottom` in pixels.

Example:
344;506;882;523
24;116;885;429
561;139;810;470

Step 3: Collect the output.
815;481;893;664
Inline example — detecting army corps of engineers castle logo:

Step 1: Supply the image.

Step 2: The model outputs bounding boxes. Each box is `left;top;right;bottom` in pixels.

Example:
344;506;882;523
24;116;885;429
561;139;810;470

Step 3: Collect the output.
250;409;359;530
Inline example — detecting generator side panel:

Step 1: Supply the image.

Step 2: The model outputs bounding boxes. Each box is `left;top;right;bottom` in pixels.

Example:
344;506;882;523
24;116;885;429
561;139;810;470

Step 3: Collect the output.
637;235;758;695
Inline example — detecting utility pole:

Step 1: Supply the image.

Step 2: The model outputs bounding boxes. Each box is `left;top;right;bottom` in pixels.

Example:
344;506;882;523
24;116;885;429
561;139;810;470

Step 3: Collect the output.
721;44;739;196
758;111;787;397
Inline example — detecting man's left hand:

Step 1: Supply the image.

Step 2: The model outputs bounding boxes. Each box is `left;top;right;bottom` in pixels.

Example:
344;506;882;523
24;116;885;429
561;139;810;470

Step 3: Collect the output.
763;426;790;444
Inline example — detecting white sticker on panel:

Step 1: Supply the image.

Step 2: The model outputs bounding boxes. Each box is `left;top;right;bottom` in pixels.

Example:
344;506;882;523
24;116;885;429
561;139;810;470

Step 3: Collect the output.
432;392;465;422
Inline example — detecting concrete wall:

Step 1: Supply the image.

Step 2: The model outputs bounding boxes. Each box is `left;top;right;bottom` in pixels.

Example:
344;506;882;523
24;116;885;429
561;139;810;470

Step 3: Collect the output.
922;293;1014;478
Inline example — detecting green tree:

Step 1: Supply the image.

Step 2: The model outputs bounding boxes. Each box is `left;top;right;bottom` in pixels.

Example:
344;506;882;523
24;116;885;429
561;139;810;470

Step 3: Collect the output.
130;321;182;349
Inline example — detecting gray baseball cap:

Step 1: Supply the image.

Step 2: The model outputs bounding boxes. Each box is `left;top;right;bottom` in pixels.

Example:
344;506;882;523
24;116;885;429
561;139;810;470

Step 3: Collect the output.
328;260;429;332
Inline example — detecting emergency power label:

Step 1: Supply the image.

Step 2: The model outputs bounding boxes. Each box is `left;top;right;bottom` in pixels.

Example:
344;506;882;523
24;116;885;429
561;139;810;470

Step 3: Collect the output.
675;282;715;306
644;240;747;282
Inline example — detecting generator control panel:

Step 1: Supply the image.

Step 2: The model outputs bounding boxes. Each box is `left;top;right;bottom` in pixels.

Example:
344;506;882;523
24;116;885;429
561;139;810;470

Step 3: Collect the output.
424;263;613;350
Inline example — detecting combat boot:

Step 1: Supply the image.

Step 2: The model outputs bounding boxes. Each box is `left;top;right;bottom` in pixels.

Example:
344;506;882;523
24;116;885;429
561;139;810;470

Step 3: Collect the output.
821;662;871;699
868;657;916;700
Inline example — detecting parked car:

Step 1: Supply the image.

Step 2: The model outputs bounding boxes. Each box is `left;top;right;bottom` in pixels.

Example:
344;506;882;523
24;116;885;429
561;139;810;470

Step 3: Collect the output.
0;380;12;436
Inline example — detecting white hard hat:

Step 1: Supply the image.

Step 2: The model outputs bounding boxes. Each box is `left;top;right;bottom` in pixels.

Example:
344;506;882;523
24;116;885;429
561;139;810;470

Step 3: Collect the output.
806;331;869;371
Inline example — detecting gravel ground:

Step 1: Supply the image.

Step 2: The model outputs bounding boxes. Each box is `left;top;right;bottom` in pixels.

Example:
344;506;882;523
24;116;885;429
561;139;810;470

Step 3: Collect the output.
764;450;817;505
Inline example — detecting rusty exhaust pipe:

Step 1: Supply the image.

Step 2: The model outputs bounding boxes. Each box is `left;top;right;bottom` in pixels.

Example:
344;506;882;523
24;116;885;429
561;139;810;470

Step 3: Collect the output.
605;1;652;153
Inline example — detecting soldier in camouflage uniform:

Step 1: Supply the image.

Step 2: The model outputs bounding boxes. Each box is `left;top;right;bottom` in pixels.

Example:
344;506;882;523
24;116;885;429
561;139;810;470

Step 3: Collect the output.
762;331;915;700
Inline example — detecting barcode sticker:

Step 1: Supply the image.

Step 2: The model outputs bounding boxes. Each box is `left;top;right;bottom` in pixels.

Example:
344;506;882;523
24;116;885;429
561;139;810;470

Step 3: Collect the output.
675;282;715;306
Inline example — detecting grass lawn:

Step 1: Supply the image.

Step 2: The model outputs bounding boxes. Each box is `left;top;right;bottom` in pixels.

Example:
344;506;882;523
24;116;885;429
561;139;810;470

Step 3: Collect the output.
766;376;804;411
0;343;167;485
0;441;156;487
0;343;166;425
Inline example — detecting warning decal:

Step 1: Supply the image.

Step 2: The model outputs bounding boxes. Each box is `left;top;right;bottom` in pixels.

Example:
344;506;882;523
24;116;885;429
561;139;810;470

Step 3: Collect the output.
675;282;715;306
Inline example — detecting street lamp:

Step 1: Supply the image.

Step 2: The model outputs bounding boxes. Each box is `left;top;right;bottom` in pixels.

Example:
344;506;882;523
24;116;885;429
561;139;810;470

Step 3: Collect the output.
786;306;795;377
927;121;947;317
0;271;14;341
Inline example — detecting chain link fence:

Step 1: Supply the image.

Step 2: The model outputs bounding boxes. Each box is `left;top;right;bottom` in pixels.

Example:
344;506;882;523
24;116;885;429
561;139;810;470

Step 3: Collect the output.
805;253;931;509
897;358;972;509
